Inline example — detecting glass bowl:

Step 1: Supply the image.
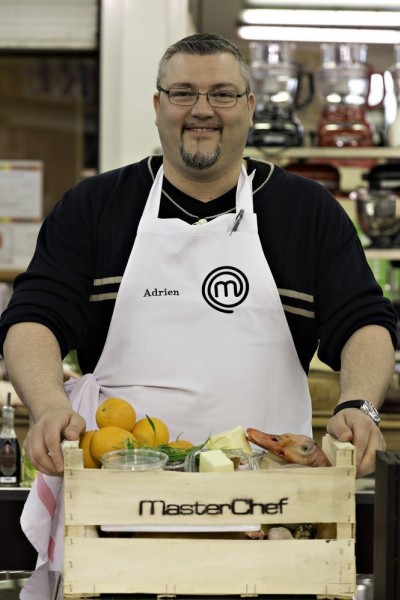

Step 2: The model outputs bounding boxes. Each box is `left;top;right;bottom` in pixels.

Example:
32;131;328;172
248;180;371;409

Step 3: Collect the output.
100;448;168;471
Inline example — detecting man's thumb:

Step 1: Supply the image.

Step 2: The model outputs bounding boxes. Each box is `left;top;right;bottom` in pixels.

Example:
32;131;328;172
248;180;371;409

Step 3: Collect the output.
63;414;86;440
327;419;353;442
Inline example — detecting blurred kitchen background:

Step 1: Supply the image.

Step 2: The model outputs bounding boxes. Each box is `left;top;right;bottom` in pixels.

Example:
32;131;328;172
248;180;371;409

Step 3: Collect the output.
1;1;400;579
0;0;399;452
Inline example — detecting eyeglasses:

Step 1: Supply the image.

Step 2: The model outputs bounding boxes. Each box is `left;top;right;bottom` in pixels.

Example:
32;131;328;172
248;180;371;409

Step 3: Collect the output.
158;87;248;108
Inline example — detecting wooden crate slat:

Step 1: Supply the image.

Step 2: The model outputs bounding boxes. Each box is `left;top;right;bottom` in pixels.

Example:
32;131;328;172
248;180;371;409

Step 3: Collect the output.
63;537;355;597
322;436;355;468
64;467;355;526
336;523;355;540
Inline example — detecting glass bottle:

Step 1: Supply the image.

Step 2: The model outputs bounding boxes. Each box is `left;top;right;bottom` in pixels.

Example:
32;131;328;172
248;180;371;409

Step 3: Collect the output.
0;393;21;486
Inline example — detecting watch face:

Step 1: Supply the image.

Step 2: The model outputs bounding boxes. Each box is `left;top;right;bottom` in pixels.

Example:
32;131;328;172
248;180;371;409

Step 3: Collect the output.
361;401;381;424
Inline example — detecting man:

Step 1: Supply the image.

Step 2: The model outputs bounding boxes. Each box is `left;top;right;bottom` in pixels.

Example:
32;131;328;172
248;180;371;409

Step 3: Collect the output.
0;34;396;486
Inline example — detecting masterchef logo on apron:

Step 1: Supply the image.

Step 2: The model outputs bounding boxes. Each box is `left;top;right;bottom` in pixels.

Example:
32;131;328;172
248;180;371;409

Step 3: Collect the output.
202;266;249;313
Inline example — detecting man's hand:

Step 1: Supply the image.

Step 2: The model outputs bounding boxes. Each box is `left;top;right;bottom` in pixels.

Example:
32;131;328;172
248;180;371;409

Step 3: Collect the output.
326;408;386;477
24;408;86;476
3;323;87;475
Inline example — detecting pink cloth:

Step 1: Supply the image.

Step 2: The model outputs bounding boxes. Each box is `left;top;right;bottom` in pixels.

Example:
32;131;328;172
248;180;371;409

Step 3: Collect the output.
20;374;102;570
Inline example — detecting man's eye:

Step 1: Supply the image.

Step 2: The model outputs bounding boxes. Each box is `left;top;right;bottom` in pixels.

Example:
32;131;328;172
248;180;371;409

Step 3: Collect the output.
211;91;235;99
170;90;195;98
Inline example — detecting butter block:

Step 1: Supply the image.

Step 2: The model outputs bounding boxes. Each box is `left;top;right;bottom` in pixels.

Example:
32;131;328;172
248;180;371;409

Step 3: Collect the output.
199;450;234;473
207;426;253;455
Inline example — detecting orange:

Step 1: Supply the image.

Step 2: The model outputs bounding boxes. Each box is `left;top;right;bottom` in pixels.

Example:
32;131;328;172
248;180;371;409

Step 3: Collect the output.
168;439;194;449
95;397;136;431
89;425;138;461
132;416;169;447
79;430;101;469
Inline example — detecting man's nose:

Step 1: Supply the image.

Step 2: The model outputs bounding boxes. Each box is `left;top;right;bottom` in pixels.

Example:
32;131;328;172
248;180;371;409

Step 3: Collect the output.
190;92;215;115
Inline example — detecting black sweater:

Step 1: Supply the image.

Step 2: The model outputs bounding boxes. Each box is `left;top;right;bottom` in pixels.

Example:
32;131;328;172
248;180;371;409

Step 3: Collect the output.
0;155;396;374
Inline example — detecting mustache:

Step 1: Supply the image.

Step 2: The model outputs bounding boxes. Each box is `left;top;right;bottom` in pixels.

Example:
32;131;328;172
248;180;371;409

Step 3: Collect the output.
182;122;222;131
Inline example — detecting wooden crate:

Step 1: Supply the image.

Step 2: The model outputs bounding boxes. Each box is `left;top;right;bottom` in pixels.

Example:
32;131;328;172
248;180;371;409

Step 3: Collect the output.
63;434;356;599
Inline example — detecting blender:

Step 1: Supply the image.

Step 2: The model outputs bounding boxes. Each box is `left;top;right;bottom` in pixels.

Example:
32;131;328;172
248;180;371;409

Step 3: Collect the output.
247;42;313;147
315;43;383;147
351;187;400;248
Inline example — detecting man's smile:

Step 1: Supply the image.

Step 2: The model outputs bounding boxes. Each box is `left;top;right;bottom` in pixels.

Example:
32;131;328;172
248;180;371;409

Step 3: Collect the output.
183;123;221;135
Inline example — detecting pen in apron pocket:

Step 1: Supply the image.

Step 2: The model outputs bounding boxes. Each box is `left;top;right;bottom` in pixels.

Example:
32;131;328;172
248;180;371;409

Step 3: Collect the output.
229;209;244;235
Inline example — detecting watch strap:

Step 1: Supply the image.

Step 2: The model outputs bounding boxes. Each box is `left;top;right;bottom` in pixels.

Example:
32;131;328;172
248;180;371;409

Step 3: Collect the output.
333;400;365;415
333;399;380;424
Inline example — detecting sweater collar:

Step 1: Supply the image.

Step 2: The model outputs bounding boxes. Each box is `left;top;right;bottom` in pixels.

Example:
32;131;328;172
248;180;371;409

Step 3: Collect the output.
146;155;274;198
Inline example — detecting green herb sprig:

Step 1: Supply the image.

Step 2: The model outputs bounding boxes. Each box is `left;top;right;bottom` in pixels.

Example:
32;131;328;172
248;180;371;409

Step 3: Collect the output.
148;441;206;463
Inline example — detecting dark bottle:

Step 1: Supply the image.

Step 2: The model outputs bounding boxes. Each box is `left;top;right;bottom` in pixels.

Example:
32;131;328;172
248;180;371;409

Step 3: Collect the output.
0;393;21;486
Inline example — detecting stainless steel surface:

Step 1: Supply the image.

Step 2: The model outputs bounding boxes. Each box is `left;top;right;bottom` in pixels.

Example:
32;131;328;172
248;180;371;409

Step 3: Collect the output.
356;576;374;599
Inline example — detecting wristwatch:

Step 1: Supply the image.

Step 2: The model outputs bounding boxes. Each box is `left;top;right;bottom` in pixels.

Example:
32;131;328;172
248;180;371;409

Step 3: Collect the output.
333;400;381;425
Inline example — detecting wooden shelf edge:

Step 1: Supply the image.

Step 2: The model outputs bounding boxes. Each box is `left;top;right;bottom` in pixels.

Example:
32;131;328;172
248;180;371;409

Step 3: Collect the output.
364;248;400;260
245;146;400;160
0;268;25;282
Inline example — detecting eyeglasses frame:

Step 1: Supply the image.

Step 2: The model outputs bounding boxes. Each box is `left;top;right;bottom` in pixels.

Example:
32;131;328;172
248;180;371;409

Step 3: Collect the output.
157;86;248;108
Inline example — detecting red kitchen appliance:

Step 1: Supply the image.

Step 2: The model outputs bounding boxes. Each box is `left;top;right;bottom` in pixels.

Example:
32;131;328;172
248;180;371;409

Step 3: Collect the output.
247;41;313;147
284;161;340;194
315;43;383;147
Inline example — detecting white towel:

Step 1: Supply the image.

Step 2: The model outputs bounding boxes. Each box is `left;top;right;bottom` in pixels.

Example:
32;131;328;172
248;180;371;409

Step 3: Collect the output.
19;563;60;600
20;374;102;570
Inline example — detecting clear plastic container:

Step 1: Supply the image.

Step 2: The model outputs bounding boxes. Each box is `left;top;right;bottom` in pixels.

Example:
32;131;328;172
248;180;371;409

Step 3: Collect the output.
100;448;168;471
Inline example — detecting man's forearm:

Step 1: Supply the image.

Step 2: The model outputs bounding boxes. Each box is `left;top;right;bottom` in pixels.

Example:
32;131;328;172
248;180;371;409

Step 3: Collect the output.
338;324;395;409
3;322;71;421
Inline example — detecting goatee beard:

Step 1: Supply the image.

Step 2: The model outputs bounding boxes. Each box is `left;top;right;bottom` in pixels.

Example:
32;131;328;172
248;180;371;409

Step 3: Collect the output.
180;144;221;170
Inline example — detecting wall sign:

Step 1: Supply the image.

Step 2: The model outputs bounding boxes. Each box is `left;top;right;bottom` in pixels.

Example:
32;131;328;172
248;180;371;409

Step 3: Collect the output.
0;160;43;219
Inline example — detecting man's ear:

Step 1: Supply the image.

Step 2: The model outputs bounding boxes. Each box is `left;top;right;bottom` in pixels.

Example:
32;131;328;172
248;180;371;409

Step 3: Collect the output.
153;93;160;126
248;92;256;128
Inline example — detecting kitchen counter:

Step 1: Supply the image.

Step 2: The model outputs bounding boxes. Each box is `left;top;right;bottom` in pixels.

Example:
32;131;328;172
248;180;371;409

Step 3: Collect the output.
0;487;37;571
0;568;374;600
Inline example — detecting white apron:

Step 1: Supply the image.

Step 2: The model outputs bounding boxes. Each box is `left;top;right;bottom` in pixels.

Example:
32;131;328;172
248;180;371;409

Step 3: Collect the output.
92;163;312;440
21;163;312;570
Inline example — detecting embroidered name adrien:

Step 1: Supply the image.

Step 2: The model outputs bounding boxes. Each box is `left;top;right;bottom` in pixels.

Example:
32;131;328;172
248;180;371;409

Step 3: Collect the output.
144;288;179;297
